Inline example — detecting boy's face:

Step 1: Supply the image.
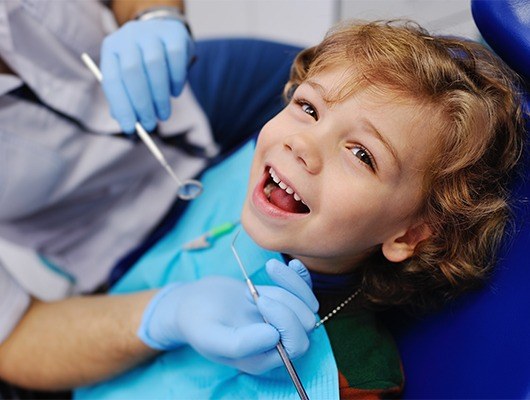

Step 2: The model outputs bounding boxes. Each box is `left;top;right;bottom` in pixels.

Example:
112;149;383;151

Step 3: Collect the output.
242;67;437;273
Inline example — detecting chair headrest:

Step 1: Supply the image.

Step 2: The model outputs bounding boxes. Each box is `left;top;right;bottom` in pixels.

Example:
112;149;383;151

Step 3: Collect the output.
471;0;530;83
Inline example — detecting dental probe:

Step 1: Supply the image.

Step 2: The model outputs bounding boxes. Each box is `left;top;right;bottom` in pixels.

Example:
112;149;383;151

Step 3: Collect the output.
80;53;203;200
231;230;310;400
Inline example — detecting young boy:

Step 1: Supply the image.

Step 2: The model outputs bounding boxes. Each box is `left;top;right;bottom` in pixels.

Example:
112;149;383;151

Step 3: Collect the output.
76;20;526;399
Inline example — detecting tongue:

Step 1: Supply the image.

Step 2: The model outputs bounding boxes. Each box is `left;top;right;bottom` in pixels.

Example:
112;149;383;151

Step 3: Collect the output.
269;187;308;213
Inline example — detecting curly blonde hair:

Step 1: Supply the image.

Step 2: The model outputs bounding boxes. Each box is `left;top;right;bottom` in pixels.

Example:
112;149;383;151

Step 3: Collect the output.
285;20;527;310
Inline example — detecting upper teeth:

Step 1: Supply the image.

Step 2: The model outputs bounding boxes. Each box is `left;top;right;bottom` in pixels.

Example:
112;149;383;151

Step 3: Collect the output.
269;168;304;203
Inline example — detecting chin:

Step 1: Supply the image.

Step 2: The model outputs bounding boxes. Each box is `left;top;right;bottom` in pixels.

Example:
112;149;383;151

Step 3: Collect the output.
241;204;283;252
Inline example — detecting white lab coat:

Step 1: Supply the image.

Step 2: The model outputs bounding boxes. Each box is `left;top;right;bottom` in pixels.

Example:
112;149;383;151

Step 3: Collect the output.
0;0;216;342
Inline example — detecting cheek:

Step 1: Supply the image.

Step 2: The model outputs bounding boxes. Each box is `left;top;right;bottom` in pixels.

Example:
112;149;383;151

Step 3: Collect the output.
318;182;397;242
386;177;426;221
258;110;294;142
253;126;278;160
252;117;291;168
258;120;283;145
318;185;375;227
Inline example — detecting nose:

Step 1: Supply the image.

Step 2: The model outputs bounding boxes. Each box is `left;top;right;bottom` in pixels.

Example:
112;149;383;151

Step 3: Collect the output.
283;132;323;174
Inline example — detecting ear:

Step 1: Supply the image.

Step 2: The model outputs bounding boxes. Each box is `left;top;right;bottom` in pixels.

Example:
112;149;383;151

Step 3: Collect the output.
381;221;432;263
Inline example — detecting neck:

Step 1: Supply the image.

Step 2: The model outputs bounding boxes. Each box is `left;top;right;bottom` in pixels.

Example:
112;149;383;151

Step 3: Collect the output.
284;242;383;274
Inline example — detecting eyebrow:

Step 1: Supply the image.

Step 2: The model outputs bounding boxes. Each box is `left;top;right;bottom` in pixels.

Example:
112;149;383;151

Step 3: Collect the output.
363;119;402;172
305;80;329;101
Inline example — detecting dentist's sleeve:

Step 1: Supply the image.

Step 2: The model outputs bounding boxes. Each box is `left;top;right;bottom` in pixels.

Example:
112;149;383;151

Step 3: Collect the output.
0;263;30;343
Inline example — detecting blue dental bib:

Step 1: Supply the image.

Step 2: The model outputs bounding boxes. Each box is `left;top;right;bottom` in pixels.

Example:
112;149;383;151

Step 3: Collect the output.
75;141;339;399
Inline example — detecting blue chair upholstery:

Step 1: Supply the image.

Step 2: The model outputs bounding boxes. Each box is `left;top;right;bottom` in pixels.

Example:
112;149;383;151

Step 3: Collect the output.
189;38;301;153
188;3;530;397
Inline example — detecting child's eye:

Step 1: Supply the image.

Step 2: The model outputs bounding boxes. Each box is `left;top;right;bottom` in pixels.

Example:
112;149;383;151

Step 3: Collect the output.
301;103;317;119
351;146;376;171
294;98;318;120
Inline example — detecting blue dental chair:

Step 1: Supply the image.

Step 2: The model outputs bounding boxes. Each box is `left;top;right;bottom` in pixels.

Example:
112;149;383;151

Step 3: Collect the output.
188;1;530;398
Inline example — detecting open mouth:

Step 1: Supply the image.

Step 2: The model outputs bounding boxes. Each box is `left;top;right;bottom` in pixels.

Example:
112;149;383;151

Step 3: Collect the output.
262;167;310;214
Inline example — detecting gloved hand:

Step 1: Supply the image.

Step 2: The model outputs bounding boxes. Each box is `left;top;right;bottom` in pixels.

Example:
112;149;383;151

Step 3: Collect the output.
137;259;319;375
100;19;193;133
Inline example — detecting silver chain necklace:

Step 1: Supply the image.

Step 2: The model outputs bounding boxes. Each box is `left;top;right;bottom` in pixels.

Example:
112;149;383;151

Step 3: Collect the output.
314;287;362;328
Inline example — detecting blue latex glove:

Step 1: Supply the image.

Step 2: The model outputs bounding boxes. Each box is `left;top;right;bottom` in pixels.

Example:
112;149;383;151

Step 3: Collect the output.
137;259;319;375
100;19;193;133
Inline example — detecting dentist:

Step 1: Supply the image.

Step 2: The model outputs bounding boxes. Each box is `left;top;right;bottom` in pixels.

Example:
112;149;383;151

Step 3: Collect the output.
0;0;315;395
